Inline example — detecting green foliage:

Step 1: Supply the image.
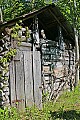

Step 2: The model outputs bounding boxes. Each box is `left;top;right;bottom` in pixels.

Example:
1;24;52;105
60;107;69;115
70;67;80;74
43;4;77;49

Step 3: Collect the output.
56;0;80;33
11;22;30;43
1;0;25;21
0;0;54;21
0;0;46;21
11;23;22;40
0;107;22;120
42;91;49;102
0;49;16;64
26;26;31;40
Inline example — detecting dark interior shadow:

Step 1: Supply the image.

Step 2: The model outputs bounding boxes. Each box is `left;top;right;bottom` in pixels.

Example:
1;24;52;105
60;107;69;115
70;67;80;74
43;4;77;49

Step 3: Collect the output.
50;110;80;120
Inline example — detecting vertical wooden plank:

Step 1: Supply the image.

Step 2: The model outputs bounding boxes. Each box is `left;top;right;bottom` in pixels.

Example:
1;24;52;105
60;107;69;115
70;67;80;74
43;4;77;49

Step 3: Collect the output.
9;60;16;107
33;51;42;109
15;50;25;111
24;51;34;107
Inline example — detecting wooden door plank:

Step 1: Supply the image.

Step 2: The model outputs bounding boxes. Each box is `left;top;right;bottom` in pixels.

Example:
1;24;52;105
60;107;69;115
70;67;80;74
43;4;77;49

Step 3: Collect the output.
24;51;34;107
15;50;25;111
33;51;42;109
9;60;16;107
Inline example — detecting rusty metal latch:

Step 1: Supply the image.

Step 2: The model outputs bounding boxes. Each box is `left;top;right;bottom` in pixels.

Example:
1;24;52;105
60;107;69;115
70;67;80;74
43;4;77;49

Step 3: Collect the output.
12;99;24;103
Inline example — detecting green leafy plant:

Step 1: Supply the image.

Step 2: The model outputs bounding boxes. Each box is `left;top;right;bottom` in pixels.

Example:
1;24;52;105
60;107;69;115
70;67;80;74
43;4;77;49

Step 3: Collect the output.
42;91;49;103
0;107;22;120
11;22;31;44
11;23;22;40
0;48;16;63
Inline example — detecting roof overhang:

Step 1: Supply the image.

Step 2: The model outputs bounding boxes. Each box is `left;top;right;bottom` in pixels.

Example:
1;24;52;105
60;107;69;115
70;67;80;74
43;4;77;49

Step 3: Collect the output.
0;4;75;46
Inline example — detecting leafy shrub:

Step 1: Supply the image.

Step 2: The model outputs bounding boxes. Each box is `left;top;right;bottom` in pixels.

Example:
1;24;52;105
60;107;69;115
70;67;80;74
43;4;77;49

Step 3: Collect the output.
0;107;21;120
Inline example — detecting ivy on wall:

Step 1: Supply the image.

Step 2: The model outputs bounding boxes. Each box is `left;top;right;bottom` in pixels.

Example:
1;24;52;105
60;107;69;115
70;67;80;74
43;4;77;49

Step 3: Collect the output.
11;22;31;44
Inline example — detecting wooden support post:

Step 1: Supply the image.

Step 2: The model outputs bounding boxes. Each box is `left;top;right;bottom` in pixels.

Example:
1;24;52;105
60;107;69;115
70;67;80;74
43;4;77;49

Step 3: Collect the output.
32;16;42;109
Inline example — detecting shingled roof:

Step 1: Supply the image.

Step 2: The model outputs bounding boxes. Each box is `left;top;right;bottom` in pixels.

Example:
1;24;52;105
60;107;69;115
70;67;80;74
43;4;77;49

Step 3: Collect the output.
0;4;75;45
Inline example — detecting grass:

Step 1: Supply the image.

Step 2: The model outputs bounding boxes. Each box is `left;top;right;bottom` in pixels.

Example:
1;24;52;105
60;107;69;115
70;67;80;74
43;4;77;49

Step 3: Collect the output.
0;85;80;120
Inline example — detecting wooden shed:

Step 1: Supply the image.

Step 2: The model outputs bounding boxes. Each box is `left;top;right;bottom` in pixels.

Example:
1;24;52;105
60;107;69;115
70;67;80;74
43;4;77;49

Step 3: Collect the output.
0;4;75;110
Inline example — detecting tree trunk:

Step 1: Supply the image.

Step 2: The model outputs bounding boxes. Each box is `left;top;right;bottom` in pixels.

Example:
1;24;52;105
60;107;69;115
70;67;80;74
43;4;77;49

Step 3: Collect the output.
73;0;79;86
74;28;79;86
0;7;3;22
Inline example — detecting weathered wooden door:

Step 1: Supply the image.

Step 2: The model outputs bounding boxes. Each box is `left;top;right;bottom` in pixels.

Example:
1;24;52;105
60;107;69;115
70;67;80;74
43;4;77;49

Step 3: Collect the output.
9;42;42;110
